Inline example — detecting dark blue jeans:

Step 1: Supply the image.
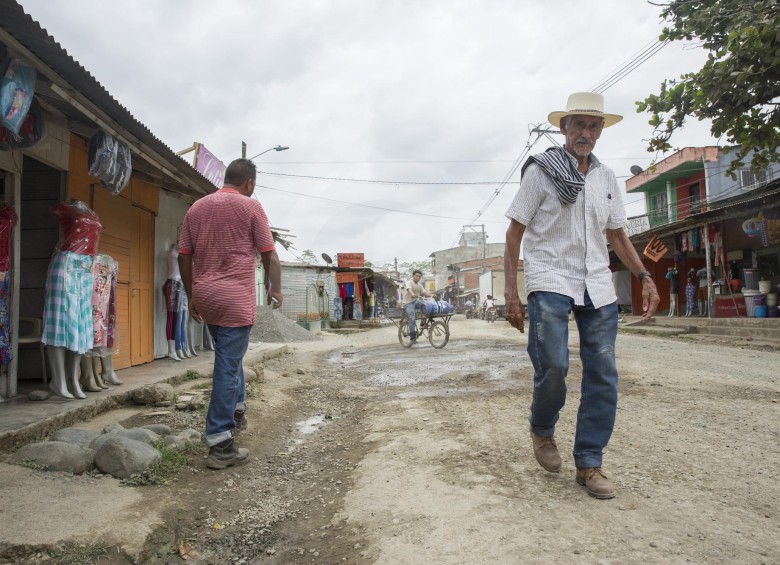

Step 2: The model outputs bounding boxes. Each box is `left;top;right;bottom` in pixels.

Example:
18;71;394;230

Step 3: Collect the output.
204;324;251;447
526;291;619;468
404;300;422;339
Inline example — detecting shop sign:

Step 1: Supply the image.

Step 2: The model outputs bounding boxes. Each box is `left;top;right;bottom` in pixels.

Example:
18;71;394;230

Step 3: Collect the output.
643;233;668;262
625;215;651;237
337;253;364;268
194;143;226;188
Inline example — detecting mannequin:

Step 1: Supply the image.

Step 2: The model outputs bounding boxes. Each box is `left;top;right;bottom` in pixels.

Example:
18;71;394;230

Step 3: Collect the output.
665;266;679;317
42;200;101;399
163;245;183;361
685;268;697;317
99;254;122;385
82;253;120;389
186;313;199;357
176;291;192;358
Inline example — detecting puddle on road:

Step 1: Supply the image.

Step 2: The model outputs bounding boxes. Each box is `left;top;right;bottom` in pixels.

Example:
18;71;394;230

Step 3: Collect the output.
295;414;326;434
328;340;531;389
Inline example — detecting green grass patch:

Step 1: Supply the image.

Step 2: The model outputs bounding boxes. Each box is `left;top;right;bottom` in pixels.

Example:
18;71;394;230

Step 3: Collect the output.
19;459;49;472
182;369;203;381
245;380;262;399
47;542;108;564
121;439;190;487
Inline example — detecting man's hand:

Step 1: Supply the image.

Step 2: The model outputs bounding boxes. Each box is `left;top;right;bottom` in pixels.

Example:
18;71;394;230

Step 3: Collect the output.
189;300;203;324
505;294;525;333
640;278;660;322
269;291;284;309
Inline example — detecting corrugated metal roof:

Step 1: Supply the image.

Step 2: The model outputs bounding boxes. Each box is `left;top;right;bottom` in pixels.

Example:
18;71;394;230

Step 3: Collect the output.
0;0;215;197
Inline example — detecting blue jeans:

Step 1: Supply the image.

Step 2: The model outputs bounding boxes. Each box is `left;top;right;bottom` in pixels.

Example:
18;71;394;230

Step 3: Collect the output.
526;291;619;468
204;324;251;446
404;300;421;339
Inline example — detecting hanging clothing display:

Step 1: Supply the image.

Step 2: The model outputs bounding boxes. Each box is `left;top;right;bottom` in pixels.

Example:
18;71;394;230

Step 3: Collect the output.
0;205;18;365
90;254;118;354
42;251;95;353
163;278;185;341
41;201;102;354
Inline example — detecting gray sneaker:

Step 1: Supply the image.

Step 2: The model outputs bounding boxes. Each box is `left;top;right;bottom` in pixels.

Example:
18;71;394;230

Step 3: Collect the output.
206;438;249;470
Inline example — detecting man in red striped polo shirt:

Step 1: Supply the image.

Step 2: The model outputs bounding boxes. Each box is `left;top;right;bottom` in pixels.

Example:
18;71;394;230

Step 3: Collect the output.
179;158;283;469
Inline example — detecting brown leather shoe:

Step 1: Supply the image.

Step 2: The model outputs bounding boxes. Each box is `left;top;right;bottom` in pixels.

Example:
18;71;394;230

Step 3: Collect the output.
530;432;562;473
576;467;616;499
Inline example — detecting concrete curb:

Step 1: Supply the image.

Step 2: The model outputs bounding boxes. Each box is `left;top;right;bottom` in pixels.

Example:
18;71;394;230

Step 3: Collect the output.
0;345;289;452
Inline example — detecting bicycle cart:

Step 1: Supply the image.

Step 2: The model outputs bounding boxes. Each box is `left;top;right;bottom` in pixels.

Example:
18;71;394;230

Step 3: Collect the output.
385;307;451;349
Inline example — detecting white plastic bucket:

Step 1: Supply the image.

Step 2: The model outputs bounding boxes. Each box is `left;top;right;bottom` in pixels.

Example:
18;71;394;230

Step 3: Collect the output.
767;293;778;307
758;280;772;293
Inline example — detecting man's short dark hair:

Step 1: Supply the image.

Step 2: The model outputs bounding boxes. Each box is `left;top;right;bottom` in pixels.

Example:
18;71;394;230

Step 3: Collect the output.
224;158;257;186
413;269;423;276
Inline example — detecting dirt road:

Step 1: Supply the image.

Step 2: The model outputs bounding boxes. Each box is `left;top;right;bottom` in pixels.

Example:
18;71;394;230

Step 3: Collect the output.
6;317;780;564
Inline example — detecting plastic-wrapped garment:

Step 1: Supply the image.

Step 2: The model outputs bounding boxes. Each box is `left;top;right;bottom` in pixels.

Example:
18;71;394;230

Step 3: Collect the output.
101;139;131;194
88;129;117;180
87;129;132;195
0;205;18;272
90;254;119;354
0;97;45;149
0;58;37;135
51;200;102;256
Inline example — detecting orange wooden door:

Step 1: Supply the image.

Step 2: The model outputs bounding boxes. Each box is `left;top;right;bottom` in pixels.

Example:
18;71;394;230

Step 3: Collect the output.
92;190;154;368
130;206;154;365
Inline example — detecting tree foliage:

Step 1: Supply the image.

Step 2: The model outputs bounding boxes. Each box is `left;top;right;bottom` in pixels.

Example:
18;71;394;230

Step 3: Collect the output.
637;0;780;176
299;249;318;264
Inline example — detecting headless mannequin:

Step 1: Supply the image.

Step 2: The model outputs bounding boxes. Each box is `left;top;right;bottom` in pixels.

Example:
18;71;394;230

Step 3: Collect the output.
79;354;107;392
44;200;101;399
165;245;183;361
666;266;679;318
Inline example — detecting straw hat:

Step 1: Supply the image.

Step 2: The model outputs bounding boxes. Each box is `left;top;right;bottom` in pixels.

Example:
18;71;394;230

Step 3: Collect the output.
548;92;623;128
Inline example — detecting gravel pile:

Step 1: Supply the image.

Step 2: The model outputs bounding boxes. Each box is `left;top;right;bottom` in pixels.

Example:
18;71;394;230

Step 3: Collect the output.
250;305;320;343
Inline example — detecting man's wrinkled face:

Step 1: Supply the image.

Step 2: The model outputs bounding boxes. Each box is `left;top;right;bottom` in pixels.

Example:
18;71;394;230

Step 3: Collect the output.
561;115;604;158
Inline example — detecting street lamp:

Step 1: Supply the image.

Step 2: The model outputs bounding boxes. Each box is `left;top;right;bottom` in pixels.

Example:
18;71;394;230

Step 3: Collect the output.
248;145;289;160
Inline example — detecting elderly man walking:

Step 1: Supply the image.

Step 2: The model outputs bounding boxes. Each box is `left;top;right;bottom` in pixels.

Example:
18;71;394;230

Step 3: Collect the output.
503;92;659;498
179;158;283;469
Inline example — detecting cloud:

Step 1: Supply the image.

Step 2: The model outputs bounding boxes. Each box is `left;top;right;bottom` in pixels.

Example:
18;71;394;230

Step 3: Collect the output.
20;0;717;265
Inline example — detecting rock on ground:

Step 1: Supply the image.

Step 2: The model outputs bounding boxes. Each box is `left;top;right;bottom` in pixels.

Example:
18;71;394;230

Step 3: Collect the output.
94;437;161;479
131;383;175;405
90;428;160;450
141;424;173;436
50;428;100;448
10;441;95;474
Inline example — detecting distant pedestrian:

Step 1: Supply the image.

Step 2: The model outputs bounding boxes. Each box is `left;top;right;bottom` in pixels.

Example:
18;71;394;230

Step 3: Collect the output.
179;158;283;469
666;266;679;317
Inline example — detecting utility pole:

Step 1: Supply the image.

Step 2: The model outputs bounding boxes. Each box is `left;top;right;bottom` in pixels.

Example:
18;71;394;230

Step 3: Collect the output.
482;224;486;274
241;141;247;158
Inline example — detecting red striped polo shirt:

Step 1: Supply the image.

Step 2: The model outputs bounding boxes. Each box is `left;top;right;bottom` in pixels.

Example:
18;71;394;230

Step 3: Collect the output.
179;188;275;327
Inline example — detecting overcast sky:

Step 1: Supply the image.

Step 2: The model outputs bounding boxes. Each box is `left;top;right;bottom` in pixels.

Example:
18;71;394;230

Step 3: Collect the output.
20;0;717;266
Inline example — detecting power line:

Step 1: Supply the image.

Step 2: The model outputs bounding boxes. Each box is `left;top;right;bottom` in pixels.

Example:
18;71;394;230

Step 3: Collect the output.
589;39;669;93
255;183;506;224
258;170;518;186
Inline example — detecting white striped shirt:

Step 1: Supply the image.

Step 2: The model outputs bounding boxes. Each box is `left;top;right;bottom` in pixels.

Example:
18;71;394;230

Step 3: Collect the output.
505;153;627;308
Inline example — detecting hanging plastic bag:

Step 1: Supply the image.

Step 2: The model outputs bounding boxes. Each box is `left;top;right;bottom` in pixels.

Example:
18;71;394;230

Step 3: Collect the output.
87;129;131;194
102;138;131;194
88;129;117;179
0;57;37;135
0;96;46;149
